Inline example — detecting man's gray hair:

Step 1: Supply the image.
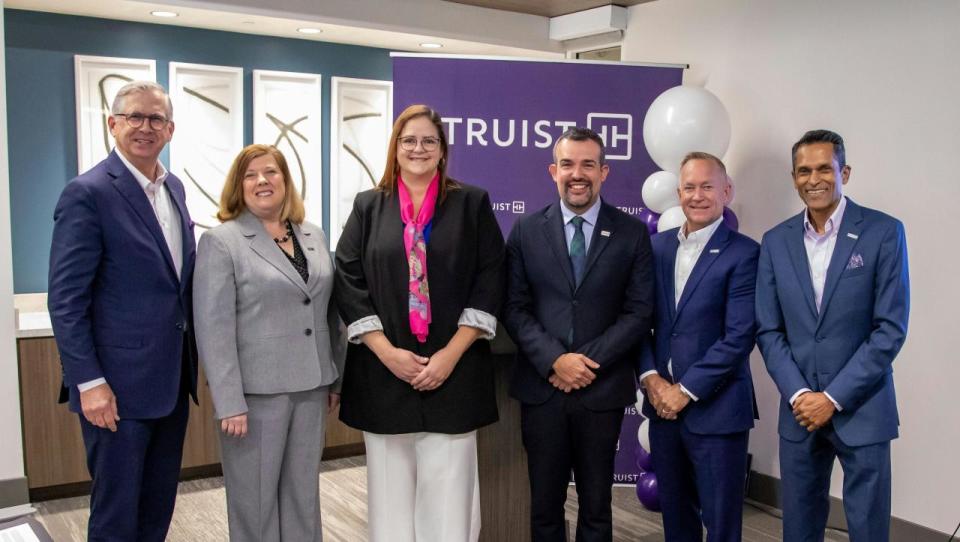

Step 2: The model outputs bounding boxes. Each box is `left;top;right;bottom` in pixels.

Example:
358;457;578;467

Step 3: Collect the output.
678;151;730;186
110;81;173;119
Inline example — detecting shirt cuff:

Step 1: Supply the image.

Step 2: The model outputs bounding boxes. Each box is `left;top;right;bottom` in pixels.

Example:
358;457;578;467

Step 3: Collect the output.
638;370;659;387
789;388;812;407
346;315;384;344
77;377;107;392
458;308;497;340
823;391;843;411
679;383;699;402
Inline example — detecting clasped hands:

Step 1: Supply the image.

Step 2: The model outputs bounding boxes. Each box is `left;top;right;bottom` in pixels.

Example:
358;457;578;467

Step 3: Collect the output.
792;391;836;432
641;374;690;420
381;346;458;392
547;353;599;393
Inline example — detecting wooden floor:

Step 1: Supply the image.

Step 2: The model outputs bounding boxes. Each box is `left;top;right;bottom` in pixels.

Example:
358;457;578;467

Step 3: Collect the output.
31;456;849;541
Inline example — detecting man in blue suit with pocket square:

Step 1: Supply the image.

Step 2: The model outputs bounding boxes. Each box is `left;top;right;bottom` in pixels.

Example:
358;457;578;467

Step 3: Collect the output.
48;81;197;542
756;129;909;542
639;152;759;542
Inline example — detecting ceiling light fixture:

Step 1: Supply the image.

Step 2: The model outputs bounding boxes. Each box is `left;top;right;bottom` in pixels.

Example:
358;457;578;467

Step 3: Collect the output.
419;43;443;49
297;27;322;34
150;11;178;18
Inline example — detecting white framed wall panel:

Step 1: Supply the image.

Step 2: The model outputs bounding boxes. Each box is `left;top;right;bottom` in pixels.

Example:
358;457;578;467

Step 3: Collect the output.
169;62;243;232
329;77;392;248
74;55;156;174
252;70;323;226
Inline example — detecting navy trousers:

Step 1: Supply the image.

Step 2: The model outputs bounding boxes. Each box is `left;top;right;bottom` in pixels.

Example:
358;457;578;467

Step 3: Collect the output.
80;392;189;542
779;423;891;542
521;392;625;542
649;418;749;542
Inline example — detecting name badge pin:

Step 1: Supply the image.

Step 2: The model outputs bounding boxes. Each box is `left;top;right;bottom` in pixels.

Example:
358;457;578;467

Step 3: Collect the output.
600;230;611;237
847;233;859;239
709;249;720;254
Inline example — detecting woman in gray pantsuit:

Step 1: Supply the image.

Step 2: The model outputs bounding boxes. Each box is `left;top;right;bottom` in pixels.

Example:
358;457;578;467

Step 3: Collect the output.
194;144;344;542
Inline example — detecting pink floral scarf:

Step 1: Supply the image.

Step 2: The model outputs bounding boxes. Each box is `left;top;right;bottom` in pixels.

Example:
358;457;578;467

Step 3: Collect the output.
398;174;439;343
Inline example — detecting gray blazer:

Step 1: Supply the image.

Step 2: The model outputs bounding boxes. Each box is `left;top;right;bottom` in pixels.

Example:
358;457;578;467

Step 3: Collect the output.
194;211;345;419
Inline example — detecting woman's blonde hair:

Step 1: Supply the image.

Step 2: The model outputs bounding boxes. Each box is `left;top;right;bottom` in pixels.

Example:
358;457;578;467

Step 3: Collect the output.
376;104;458;201
217;144;305;223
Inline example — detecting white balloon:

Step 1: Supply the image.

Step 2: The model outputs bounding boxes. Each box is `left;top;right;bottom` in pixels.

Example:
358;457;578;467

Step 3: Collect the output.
656;205;686;233
643;85;732;174
638;418;651;453
641;170;680;214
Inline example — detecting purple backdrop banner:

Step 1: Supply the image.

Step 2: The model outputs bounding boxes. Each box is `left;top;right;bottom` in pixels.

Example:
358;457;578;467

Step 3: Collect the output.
392;54;683;234
393;54;681;487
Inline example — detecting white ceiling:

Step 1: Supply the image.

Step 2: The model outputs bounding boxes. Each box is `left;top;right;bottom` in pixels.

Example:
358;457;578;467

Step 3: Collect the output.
5;0;567;58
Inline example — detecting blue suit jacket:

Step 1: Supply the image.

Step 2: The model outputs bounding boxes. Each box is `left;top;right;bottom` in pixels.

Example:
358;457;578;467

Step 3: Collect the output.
48;151;198;419
504;200;654;410
640;221;759;434
756;198;909;446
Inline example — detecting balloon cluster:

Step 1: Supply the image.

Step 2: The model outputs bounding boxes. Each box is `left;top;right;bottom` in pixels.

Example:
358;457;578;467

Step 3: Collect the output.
639;86;738;235
633;391;659;511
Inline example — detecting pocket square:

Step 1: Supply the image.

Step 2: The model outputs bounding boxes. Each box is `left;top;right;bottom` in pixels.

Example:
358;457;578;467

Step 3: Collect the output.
846;253;864;270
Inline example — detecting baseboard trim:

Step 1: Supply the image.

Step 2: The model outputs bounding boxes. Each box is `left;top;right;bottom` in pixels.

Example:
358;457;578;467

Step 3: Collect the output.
0;477;29;508
322;443;365;460
747;470;948;541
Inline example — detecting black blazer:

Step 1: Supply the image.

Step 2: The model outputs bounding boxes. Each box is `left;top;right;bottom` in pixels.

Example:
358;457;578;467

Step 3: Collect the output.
504;200;654;410
334;181;505;434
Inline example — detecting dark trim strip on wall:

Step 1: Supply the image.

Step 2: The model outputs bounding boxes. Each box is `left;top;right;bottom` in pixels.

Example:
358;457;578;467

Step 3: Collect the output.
0;477;29;508
747;470;948;542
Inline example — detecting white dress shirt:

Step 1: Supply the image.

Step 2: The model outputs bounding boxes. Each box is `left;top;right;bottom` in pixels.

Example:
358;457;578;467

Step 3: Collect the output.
78;152;183;393
788;197;847;410
640;217;724;401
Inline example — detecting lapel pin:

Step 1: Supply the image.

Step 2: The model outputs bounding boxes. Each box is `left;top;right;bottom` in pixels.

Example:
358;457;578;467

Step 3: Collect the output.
847;233;859;239
709;248;720;254
600;230;611;237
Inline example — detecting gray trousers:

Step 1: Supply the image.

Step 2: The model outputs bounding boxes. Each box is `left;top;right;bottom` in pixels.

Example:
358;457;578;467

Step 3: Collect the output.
220;387;328;542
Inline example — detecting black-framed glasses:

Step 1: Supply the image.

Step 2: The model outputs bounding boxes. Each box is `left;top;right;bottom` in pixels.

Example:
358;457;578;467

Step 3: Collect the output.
114;113;170;130
398;136;440;152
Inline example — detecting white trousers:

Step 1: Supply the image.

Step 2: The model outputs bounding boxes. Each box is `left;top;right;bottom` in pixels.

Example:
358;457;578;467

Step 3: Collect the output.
364;431;481;542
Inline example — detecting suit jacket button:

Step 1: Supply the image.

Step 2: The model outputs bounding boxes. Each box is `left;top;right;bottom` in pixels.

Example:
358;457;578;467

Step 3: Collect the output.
303;298;311;305
175;322;184;330
305;328;313;336
572;300;579;307
816;336;824;342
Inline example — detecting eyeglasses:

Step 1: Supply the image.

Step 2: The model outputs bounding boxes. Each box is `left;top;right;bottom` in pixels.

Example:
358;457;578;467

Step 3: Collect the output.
398;136;440;152
114;113;170;130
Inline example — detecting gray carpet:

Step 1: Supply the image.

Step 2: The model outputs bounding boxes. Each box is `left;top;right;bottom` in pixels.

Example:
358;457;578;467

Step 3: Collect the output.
31;456;849;541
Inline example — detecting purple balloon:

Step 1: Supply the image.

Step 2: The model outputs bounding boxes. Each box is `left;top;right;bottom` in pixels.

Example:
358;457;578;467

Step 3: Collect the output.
638;208;659;235
635;472;661;512
635;446;654;472
723;207;739;231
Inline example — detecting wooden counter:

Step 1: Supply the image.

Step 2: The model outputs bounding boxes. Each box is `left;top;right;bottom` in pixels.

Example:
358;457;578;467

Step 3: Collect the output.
17;336;363;500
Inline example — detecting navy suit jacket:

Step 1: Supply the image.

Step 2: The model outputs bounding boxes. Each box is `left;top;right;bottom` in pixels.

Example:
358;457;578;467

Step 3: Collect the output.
640;221;759;434
504;200;654;411
756;198;909;446
48;151;198;419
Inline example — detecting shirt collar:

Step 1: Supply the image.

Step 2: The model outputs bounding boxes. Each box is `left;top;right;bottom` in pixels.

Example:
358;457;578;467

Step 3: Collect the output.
560;197;602;227
678;215;724;245
114;148;168;191
803;196;847;237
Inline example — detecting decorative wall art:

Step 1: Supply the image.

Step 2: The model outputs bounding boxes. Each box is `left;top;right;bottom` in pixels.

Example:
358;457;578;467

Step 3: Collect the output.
329;77;393;247
74;55;156;174
252;70;323;225
168;62;244;232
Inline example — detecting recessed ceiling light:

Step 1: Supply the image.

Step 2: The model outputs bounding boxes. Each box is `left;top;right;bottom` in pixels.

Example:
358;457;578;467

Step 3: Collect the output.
150;10;178;18
297;27;322;34
420;43;443;49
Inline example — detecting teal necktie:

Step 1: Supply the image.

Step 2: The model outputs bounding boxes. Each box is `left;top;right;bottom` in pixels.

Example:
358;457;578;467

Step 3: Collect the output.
569;216;586;286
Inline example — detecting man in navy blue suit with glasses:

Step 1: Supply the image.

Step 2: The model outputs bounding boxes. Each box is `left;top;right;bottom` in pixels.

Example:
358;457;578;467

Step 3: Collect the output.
49;81;197;542
757;129;909;542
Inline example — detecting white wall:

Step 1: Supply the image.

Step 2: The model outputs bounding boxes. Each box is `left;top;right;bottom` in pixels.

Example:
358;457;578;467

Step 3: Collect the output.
623;0;959;534
0;0;27;488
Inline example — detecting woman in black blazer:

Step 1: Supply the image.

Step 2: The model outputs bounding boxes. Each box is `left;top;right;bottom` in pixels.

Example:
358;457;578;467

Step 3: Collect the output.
334;104;505;542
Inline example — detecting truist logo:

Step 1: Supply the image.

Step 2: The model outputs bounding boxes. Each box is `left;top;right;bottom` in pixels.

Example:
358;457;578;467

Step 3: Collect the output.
441;113;633;160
